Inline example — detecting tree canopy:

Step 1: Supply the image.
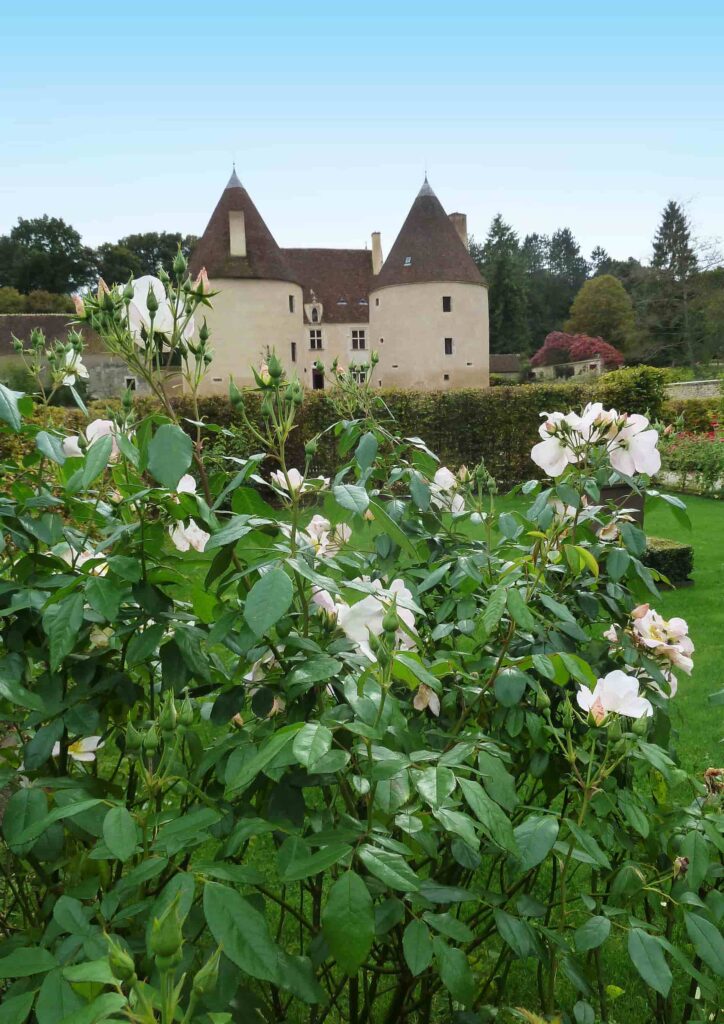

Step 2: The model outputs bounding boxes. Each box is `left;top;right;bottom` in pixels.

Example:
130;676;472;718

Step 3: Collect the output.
565;275;636;348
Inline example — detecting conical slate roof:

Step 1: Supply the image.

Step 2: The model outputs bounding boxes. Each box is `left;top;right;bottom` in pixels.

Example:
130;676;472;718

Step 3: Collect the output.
189;171;299;283
374;178;484;289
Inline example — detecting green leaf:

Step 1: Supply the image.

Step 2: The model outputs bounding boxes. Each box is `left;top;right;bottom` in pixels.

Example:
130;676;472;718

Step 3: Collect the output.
292;723;333;771
0;992;35;1024
494;667;530;707
43;593;84;672
607;547;630;581
482;587;507;635
322;872;374;975
205;515;253;551
244;568;293;637
494;908;534;958
0;654;45;711
0;381;23;431
367;499;418;557
147;423;193;489
513;815;559;871
403;920;433;976
507;589;536;630
126;623;166;667
103;806;138;862
333;483;370;515
409;472;431;512
358;845;421;892
684;912;724;976
433;938;474;1005
681;830;710;890
433;808;479;849
3;787;49;855
225;724;303;796
0;946;57;979
84;576;121;621
355;432;378;471
458;777;517;853
477;750;518;811
36;431;66;465
628;928;672;997
81;434;113;488
47;993;126;1024
203;881;281;982
574;915;611;952
278;841;351;882
36;968;83;1024
416;766;456;807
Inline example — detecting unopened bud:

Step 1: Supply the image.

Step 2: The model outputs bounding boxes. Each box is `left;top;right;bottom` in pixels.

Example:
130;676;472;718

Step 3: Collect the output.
178;696;194;728
150;893;184;960
159;694;177;736
229;378;244;410
562;698;574;731
199;319;210;344
608;717;622;741
632;716;649;737
267;353;283;380
172;250;188;277
192;946;221;997
107;937;136;983
276;616;293;638
382;605;399;634
145;284;159;314
535;688;551;711
304;439;318;458
143;725;159;753
122;279;134;303
125;721;143;752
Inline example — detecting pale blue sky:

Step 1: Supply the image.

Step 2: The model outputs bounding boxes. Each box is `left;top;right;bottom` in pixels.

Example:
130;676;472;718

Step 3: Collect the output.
2;2;722;263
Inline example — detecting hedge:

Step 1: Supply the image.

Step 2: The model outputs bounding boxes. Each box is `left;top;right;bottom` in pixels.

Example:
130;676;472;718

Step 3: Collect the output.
644;536;694;586
0;366;667;490
661;396;722;433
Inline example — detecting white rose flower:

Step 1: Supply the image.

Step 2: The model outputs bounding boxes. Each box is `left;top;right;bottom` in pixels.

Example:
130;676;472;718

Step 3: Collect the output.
61;350;89;387
270;468;330;495
607;413;661;476
530;412;580;477
433;467;456;491
305;514;332;554
632;606;694;675
336;578;417;661
124;275;195;344
413;683;441;717
176;474;197;495
52;736;104;763
576;669;653;724
62;434;83;458
170;518;210;553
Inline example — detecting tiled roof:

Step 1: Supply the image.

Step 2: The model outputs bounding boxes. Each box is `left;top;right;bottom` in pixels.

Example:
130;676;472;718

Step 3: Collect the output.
282;248;373;324
189;173;299;284
0;314;105;358
374;178;484;290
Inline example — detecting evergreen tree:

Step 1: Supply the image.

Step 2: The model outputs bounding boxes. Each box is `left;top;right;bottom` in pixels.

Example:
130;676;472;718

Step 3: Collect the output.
474;215;529;353
649;201;699;364
590;246;610;274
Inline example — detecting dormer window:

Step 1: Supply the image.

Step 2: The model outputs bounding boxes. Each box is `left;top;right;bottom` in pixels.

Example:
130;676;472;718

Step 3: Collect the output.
311;307;319;323
336;298;348;306
404;256;412;267
359;298;368;306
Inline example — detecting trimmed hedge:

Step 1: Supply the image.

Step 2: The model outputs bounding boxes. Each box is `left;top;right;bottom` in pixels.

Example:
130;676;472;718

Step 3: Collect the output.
661;397;722;433
0;367;667;490
644;536;694;586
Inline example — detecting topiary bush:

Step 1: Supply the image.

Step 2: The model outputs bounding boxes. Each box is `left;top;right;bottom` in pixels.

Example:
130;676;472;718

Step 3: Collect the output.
644;536;694;585
0;269;721;1024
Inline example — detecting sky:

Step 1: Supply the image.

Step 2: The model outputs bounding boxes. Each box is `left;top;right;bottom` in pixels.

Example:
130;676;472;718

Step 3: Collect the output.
1;1;723;265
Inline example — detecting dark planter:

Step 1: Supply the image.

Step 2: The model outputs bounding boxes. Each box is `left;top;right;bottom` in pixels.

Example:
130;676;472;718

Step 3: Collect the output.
600;485;645;526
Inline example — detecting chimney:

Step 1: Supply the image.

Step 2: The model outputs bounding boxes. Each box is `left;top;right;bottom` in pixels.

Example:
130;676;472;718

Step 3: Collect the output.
449;212;468;249
371;231;383;275
229;210;246;257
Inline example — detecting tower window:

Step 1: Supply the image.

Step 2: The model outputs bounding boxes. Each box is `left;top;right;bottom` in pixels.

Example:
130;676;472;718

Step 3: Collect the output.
289;295;295;313
444;338;453;356
312;368;324;390
375;297;380;306
352;329;366;351
311;306;319;323
291;342;297;363
442;296;452;312
443;373;450;381
404;256;412;267
309;329;322;350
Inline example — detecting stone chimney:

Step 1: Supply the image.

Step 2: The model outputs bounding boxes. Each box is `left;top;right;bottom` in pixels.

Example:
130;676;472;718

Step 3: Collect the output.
448;212;468;249
229;210;247;257
371;231;383;275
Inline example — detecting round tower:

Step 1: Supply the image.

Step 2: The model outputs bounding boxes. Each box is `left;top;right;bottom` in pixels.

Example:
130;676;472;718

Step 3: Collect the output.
369;178;489;390
189;169;303;392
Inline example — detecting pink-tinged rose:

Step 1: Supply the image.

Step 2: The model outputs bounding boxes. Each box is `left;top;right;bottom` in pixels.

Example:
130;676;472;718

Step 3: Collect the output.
576;669;653;722
433;466;456;491
413;683;441;717
631;607;694;674
97;278;110;299
603;624;618;643
170;518;210;553
52;736;104;762
72;294;85;316
312;588;339;619
597;521;619;542
632;603;650;619
62;434;83;458
86;418;121;460
194;267;210;293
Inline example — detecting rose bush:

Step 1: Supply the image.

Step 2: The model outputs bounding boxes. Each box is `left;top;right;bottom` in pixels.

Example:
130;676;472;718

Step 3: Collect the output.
0;259;722;1024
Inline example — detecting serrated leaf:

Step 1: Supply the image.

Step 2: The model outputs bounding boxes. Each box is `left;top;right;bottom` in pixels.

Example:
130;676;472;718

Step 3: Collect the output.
482;587;507;635
403;920;433;976
333;483;369;515
507;589;536;629
43;592;84;671
358;846;420;892
292;723;333;770
244;568;293;637
203;881;280;982
103;806;138;862
81;434;113;488
147;423;193;489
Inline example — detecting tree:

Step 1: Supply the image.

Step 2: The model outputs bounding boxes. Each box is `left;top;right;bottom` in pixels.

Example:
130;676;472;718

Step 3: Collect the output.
565;275;635;348
0;286;26;313
530;331;624;369
590;246;610;274
473;215;529;353
113;232;198;277
0;215;95;293
25;290;74;313
648;200;699;365
95;243;143;286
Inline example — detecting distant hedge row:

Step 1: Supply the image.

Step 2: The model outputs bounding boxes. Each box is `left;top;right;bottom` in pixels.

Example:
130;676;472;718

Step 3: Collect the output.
2;366;667;490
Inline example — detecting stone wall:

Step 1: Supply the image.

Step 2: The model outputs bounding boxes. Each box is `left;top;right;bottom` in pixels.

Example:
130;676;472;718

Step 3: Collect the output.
664;380;722;400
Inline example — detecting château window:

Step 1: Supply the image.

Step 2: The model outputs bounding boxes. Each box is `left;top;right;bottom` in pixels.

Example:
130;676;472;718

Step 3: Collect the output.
309;329;322;350
442;296;452;312
444;338;453;356
375;297;380;307
289;295;295;313
443;373;450;381
124;376;137;391
311;307;319;323
351;369;366;384
352;329;366;351
291;341;297;363
404;256;412;267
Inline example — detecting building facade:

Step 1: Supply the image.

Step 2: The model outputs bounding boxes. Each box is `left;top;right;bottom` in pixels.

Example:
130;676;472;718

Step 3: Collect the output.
189;171;489;393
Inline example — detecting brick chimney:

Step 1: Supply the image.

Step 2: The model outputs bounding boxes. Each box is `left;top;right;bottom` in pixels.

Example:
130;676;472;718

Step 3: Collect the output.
371;231;383;275
448;212;468;249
